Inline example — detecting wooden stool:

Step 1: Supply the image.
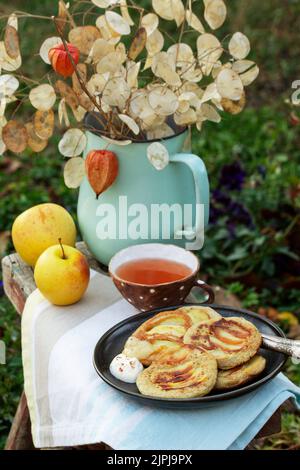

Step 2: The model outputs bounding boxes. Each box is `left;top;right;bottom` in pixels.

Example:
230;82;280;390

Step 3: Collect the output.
1;242;292;450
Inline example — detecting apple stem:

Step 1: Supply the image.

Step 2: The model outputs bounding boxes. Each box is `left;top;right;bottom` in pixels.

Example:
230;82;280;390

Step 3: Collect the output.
58;238;66;259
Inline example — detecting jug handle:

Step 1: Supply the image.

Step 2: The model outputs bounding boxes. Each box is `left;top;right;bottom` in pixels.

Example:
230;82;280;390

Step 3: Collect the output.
169;153;209;241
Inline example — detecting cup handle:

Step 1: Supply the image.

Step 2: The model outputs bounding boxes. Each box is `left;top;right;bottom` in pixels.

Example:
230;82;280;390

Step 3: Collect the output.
190;279;215;304
169;153;210;239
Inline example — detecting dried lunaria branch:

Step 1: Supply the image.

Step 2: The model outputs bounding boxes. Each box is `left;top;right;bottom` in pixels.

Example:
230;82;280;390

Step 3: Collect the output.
0;0;259;188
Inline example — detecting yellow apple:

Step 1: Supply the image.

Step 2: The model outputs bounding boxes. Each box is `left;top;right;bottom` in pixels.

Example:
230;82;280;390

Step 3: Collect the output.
12;203;76;266
34;244;90;306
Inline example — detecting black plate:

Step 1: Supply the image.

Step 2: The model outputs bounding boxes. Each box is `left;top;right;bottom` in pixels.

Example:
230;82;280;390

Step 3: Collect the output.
93;304;287;408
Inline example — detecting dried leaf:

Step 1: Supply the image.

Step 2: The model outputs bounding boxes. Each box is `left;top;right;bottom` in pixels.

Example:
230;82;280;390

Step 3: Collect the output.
152;52;181;86
86;73;107;95
7;14;18;31
175;108;197;126
78;92;94;112
152;0;173;21
171;0;185;27
129;89;148;116
96;50;125;74
4;25;20;59
147;142;169;170
229;32;251;60
92;0;112;6
0;74;19;96
232;59;255;74
72;105;87;122
216;68;244;100
146;29;164;56
101;135;132;146
105;11;131;36
29;84;56;111
186;9;205;33
25;122;48;153
128;28;147;61
197;33;222;75
58;98;70;126
141;13;159;36
201;103;221;122
201;82;220;104
2;120;27;153
69;26;101;55
0;134;6;155
118;114;139;135
96;15;121;43
141;113;165;131
240;65;259;86
39;37;62;64
120;0;134;26
146;123;174;140
0;41;21;71
102;76;130;109
58;128;87;157
221;93;246;115
88;38;114;64
72;63;87;95
181;65;203;82
148;86;179;116
179;91;198;110
64;157;85;188
55;80;79;109
33;109;55;140
167;43;194;68
204;0;227;30
126;60;140;88
56;1;68;35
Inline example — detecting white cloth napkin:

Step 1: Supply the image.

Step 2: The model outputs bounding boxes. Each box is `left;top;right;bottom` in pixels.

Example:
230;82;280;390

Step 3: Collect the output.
22;269;300;449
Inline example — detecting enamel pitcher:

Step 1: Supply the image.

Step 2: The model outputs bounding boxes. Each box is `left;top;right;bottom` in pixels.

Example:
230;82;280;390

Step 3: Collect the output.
78;125;209;266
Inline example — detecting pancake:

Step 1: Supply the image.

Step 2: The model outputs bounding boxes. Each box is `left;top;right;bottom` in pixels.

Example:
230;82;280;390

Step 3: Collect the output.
183;317;262;369
132;309;192;341
123;307;221;365
215;355;266;390
136;346;218;399
177;306;221;325
123;335;183;366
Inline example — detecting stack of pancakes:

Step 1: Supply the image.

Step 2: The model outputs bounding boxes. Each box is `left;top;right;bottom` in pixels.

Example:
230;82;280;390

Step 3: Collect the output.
123;306;266;399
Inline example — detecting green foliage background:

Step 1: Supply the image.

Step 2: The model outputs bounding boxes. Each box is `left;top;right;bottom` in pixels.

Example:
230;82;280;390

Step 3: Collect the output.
0;0;300;449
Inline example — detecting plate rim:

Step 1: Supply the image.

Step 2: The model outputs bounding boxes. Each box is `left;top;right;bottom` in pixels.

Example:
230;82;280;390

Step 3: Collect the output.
93;303;287;405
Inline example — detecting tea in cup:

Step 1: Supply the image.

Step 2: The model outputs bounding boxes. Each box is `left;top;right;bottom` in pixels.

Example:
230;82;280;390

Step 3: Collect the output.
109;244;214;311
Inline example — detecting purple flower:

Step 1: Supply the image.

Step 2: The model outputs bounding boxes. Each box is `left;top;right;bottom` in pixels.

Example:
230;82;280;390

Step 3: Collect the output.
229;201;253;227
212;189;231;206
210;189;253;230
0;280;3;297
219;161;246;191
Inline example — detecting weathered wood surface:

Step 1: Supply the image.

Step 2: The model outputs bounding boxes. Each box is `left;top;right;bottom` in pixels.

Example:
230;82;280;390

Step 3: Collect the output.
5;392;35;450
1;242;289;450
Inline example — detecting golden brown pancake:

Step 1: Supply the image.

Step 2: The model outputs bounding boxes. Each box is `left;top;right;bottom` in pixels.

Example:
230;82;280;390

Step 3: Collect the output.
123;335;183;366
184;317;262;369
136;346;218;399
123;307;221;365
176;306;222;325
215;355;266;390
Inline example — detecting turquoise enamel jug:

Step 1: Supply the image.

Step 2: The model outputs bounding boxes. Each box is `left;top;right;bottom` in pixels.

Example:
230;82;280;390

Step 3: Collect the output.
78;128;209;266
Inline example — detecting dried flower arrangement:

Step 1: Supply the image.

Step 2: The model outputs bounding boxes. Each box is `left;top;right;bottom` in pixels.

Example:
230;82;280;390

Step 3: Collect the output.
0;0;259;192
